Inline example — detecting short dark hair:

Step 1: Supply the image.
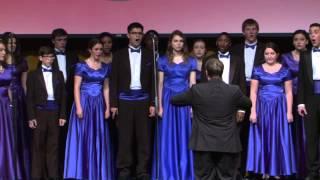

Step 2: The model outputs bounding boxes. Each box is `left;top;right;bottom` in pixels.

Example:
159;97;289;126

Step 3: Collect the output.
127;22;144;33
38;46;55;56
309;23;320;29
51;28;68;39
292;29;308;40
242;18;259;32
264;42;280;55
98;32;113;41
205;57;224;78
217;32;231;41
145;30;159;38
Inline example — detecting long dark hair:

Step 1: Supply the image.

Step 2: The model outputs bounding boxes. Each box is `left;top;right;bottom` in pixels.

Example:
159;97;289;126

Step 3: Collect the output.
2;32;22;65
166;30;189;63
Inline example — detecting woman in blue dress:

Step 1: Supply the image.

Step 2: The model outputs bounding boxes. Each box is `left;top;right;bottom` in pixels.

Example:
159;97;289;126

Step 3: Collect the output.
0;40;24;179
152;30;196;180
247;42;296;179
2;32;31;179
281;30;309;178
64;39;114;179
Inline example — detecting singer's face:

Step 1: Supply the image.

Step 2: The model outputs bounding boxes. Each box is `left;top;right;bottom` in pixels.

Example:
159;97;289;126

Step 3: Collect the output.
216;35;231;53
171;35;184;52
243;25;258;43
89;43;103;60
39;54;55;67
192;41;206;59
264;48;278;65
293;33;308;51
52;35;68;51
128;28;143;48
309;26;320;48
101;36;112;54
0;43;6;61
7;38;16;53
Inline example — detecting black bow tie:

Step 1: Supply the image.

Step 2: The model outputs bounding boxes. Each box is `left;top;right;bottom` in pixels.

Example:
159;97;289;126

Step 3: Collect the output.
245;44;256;49
313;47;320;52
55;51;65;55
130;48;141;53
219;54;230;58
42;68;53;72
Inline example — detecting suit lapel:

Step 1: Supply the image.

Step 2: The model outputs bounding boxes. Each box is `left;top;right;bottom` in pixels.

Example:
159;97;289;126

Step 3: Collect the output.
254;42;263;66
52;71;58;96
229;55;236;83
306;50;313;83
36;68;47;93
124;49;131;80
140;49;147;80
66;53;71;75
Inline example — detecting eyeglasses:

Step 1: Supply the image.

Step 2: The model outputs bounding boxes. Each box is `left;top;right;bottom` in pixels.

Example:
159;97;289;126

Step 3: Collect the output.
42;55;55;59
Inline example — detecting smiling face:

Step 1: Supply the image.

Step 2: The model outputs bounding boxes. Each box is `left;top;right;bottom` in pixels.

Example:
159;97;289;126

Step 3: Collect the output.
127;27;143;48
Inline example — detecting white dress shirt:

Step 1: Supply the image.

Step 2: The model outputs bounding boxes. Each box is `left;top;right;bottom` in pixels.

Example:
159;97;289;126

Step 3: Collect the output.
312;49;320;80
55;48;67;82
128;46;142;90
244;41;257;81
218;51;231;84
42;65;55;100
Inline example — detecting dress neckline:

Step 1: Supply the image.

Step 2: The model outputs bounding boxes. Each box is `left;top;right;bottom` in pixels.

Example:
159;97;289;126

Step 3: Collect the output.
261;64;283;75
84;61;103;71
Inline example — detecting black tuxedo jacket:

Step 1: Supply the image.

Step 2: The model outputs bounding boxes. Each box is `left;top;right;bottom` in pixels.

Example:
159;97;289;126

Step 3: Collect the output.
26;67;66;120
110;47;155;107
200;53;246;94
171;79;251;152
298;50;317;105
232;41;265;69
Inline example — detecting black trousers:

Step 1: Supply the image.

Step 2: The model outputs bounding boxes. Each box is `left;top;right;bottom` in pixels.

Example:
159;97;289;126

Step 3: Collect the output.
31;109;60;179
117;99;152;179
304;96;320;178
194;151;240;180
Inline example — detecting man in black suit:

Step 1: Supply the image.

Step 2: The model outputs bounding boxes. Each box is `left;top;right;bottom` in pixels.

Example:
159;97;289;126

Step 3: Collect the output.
297;23;320;180
231;19;265;177
171;58;251;180
27;46;66;179
110;22;155;180
50;28;79;176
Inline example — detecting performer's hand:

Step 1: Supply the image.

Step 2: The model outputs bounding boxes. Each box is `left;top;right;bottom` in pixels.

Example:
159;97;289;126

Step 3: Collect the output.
298;106;308;117
158;107;163;118
76;107;83;119
249;112;257;123
149;106;155;117
59;119;66;126
287;113;294;123
29;119;37;129
111;107;118;119
236;111;245;122
105;110;110;119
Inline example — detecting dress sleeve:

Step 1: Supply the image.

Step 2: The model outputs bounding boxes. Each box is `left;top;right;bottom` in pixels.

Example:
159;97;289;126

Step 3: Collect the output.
74;63;84;77
283;67;293;81
190;57;197;71
157;56;166;72
251;66;260;80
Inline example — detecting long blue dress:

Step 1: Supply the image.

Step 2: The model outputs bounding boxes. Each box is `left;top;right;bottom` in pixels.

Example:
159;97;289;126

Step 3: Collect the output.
281;52;306;178
0;67;23;179
64;62;115;180
246;65;296;176
8;59;31;179
152;56;196;180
